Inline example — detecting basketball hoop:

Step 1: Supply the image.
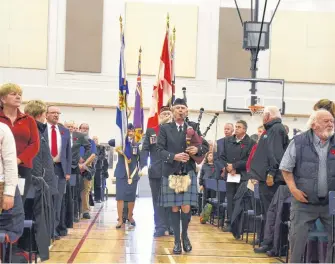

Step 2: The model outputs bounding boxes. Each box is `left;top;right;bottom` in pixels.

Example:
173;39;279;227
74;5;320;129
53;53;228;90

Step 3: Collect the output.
248;105;264;116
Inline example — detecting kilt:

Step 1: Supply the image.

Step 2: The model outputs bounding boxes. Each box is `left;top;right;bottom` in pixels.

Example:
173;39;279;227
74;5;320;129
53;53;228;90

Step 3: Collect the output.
159;170;198;207
116;177;138;202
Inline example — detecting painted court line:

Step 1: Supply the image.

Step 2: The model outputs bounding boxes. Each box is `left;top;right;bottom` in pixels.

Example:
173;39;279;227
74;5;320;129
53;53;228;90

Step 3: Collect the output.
67;205;104;263
164;248;176;264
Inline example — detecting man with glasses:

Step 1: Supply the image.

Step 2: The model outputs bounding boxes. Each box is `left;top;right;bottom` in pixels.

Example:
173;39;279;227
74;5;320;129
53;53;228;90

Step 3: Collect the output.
45;106;72;238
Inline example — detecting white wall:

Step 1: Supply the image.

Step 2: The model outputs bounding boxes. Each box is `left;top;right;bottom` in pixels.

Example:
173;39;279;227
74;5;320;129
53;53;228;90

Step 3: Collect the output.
1;0;332;142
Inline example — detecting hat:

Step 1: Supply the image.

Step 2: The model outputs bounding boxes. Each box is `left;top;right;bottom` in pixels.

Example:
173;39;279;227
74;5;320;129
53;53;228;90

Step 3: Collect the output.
127;123;135;130
160;106;171;113
173;98;187;107
108;139;115;147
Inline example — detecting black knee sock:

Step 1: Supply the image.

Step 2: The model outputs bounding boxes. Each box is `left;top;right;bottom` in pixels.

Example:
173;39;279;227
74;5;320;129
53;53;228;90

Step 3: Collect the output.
181;211;191;239
171;211;181;243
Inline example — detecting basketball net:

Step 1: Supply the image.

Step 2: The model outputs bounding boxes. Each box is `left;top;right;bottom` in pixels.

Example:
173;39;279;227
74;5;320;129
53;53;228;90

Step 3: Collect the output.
248;105;264;123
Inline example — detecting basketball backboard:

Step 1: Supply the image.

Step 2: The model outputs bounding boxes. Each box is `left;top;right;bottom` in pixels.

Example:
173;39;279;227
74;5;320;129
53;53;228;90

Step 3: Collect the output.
223;78;285;114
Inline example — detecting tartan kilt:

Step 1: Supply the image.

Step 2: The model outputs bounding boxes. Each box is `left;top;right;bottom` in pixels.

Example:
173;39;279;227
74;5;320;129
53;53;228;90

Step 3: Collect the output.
159;170;198;207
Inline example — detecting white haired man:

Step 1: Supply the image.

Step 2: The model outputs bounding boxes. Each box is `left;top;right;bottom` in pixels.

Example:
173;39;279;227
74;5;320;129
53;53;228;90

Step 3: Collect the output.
251;106;289;253
280;109;334;263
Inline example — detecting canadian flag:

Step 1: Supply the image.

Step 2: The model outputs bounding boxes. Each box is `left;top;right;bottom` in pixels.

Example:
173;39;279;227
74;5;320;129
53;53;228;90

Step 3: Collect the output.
147;31;172;129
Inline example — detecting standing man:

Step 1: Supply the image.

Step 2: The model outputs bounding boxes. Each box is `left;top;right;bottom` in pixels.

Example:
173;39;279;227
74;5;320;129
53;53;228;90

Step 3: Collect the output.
45;106;72;238
220;120;255;231
217;123;234;156
157;98;209;254
79;123;96;219
250;106;289;252
64;121;91;222
141;106;173;237
280;109;334;263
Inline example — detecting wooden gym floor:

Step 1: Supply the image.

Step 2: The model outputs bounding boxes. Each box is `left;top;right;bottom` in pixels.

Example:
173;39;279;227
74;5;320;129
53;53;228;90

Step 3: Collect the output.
45;198;284;263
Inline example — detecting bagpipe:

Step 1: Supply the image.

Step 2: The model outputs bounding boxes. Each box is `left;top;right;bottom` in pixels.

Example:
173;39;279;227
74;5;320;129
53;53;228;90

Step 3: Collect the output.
181;87;219;164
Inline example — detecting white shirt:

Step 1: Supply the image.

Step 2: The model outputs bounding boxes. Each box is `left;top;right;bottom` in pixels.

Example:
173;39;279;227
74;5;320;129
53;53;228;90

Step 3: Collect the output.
47;123;62;162
0;123;18;196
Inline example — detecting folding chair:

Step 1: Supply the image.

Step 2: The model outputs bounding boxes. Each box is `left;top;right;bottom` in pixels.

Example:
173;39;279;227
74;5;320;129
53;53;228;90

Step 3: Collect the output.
217;180;227;228
329;191;335;262
249;183;264;247
0;232;12;263
278;195;291;263
204;179;218;225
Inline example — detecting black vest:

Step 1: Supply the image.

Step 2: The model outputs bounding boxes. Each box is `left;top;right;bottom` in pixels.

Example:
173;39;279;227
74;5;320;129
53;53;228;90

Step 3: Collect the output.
293;130;335;205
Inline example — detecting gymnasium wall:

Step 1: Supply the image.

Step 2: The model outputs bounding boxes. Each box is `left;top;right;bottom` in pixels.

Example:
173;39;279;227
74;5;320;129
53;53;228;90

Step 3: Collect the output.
1;0;334;143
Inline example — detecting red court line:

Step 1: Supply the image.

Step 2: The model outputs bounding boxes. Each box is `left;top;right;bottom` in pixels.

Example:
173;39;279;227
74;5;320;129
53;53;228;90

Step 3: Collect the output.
67;205;104;263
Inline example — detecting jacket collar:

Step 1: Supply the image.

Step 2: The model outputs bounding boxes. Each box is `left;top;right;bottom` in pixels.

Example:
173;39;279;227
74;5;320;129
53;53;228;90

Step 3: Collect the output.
264;118;282;130
36;121;47;133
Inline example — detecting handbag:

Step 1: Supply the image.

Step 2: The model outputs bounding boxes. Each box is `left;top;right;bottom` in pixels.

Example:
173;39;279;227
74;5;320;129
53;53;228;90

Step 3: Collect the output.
168;174;191;194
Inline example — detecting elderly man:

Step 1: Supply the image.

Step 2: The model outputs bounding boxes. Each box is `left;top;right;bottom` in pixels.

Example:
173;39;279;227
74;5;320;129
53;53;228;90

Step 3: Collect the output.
280;109;335;263
251;106;289;252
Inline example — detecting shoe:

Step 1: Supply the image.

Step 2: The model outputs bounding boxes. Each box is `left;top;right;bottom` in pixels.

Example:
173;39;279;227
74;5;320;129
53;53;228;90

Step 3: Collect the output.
129;221;136;227
154;230;166;237
222;225;231;232
173;241;182;254
168;227;174;235
116;222;123;229
254;245;271;253
52;234;60;240
266;249;287;257
83;213;91;219
182;236;192;252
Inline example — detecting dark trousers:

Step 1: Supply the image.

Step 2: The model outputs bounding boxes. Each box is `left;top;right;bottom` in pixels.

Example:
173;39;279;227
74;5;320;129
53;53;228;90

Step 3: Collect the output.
94;169;102;201
54;164;66;235
258;182;281;243
226;182;241;222
149;177;169;232
72;174;81;219
18;166;32;204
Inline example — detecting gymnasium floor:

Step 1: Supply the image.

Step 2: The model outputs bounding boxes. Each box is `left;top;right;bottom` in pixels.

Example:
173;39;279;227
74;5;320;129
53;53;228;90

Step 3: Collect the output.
46;198;283;263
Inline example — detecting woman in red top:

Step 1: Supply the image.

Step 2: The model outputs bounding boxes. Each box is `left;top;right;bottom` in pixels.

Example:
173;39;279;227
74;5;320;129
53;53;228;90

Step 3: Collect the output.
0;83;40;202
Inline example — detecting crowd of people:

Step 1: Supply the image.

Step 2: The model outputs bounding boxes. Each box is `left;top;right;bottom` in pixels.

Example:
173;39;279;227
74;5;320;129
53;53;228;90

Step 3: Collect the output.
132;96;335;263
0;80;334;263
0;83;109;262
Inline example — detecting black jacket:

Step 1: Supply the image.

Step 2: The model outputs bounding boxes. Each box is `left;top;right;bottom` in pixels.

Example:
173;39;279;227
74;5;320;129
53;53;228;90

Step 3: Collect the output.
157;121;209;177
263;185;291;255
32;121;58;195
140;127;162;178
230;181;253;239
250;119;289;182
199;163;217;186
219;134;255;181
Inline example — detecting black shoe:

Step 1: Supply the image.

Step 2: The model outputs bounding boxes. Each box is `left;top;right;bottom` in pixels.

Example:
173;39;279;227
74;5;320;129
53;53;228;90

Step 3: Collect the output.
222;225;231;232
52;233;60;240
168;227;174;235
266;249;286;257
182;236;192;252
254;245;271;253
154;230;166;237
173;241;182;254
83;213;91;219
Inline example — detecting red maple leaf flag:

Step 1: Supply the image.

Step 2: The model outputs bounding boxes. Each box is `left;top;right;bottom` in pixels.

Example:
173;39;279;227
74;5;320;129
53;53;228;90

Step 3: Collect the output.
147;30;173;129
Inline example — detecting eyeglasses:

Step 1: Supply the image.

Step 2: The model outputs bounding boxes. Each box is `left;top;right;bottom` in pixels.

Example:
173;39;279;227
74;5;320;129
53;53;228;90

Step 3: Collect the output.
48;112;61;115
